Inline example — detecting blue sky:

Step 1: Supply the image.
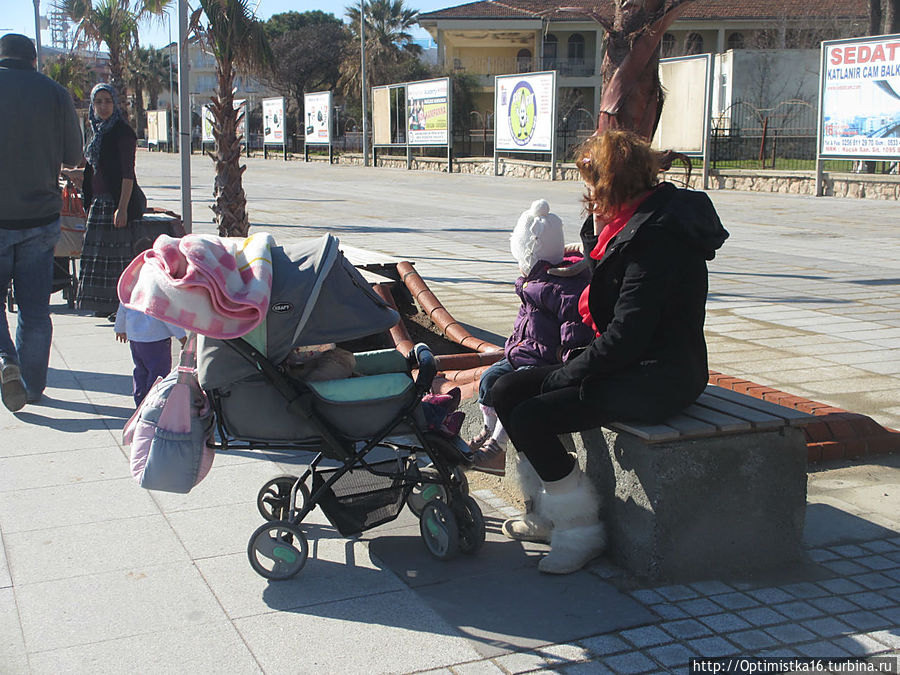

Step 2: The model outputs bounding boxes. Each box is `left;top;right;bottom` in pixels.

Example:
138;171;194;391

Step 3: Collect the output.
2;0;450;51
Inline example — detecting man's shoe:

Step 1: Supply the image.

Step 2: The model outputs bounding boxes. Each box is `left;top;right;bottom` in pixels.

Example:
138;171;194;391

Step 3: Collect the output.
471;438;506;476
468;425;491;451
1;362;27;412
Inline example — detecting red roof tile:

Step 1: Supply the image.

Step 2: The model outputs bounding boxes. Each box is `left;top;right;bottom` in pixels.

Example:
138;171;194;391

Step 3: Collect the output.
419;0;867;22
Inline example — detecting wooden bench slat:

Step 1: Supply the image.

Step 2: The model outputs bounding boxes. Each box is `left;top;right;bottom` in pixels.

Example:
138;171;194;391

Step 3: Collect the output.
694;394;786;430
683;398;754;433
608;421;682;442
704;385;815;426
661;414;722;438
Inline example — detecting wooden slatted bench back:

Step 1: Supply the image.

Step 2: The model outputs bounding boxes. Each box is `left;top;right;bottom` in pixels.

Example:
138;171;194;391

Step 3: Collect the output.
609;384;815;443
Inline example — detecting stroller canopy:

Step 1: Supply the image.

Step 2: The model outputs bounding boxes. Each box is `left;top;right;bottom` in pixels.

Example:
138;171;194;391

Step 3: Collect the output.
198;234;400;391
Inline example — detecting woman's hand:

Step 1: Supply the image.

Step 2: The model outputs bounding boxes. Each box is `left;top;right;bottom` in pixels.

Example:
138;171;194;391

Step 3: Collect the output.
61;167;84;189
113;208;128;229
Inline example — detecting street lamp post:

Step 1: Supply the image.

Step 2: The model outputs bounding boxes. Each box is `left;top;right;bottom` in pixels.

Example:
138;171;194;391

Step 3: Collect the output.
32;0;42;70
167;12;176;152
360;0;369;167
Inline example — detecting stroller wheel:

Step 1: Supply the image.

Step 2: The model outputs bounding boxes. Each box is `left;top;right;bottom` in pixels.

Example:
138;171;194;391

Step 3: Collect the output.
247;520;309;580
257;474;309;521
455;495;486;555
419;501;459;561
407;467;448;518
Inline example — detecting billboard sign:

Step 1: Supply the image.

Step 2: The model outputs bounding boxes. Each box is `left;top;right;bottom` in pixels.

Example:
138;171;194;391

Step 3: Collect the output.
819;34;900;159
653;54;711;155
262;97;285;144
303;91;332;144
406;77;450;146
202;100;247;144
494;71;556;152
201;104;214;143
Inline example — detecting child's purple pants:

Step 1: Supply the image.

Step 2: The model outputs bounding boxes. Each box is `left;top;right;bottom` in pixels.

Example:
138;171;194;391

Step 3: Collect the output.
130;338;172;406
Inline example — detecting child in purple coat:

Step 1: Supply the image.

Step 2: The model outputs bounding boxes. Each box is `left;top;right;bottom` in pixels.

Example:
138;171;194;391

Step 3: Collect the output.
470;199;592;475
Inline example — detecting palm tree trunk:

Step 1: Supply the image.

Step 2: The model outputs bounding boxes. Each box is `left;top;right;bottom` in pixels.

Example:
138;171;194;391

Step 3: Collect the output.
210;58;250;237
108;46;130;122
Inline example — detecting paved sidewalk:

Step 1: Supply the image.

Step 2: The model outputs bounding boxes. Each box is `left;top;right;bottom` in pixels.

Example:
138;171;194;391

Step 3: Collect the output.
1;153;898;673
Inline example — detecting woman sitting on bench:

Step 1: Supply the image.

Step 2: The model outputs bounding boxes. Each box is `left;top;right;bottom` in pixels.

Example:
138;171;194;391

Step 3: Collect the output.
491;130;729;575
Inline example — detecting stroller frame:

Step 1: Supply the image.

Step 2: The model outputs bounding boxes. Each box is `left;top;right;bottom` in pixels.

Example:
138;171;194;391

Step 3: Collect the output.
209;337;483;581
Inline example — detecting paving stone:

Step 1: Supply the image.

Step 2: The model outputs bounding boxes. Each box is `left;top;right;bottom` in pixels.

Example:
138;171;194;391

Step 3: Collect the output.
860;540;899;554
764;624;818;644
782;582;830;599
538;643;592;665
697;613;752;633
808;549;840;563
654;585;699;602
493;650;550;674
875;606;900;625
629;589;666;605
856;555;897;571
650;603;689;620
684;637;740;657
560;660;615;675
451;661;506;675
710;592;760;611
851;572;898;590
620;626;672;649
773;601;823;620
757;648;800;658
823;560;870;575
745;588;795;605
580;635;630;657
869;630;900;650
689;581;733;596
727;629;779;651
838;610;893;632
881;568;900;583
831;544;868;558
844;591;894;610
646;643;698;669
676;598;721;617
802;617;855;638
737;607;788;627
808;596;861;614
603;651;658;674
660;619;713;640
795;642;853;658
817;578;866;595
885;587;900;603
833;633;894;656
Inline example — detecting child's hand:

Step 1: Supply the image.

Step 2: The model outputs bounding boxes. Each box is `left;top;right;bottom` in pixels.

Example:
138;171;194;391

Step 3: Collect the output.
116;332;127;343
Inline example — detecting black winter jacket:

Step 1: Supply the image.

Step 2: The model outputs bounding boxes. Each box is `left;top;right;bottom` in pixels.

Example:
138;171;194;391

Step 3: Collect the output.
542;182;728;410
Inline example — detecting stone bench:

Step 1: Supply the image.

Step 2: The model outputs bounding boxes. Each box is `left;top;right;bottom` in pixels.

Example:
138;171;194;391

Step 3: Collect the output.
566;384;814;581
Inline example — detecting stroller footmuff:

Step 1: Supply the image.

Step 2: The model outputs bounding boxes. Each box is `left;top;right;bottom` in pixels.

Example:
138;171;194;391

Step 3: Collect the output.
194;235;482;580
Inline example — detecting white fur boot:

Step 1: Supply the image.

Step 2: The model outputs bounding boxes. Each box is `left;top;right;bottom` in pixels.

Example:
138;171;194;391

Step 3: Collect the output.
537;462;606;574
501;453;552;543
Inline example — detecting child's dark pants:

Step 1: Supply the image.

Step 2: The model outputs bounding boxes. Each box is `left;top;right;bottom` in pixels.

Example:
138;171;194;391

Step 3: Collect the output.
130;338;172;406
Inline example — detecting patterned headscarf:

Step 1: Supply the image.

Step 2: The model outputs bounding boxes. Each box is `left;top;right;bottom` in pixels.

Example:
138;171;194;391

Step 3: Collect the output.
85;83;121;169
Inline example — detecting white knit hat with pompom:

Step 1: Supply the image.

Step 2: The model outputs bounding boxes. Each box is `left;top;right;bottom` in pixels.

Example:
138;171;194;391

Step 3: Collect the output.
510;199;565;275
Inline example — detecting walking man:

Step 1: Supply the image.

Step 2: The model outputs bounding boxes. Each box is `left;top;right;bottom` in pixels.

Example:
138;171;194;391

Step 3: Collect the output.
0;34;83;411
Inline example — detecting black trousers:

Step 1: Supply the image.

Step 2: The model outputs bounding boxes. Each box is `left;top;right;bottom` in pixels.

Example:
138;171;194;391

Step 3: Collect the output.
492;364;694;482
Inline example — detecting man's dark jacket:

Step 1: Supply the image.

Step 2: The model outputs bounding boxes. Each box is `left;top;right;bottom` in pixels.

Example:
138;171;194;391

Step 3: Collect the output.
542;182;729;420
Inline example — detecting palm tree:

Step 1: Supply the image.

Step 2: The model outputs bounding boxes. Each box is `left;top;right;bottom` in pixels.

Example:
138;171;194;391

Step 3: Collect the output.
125;46;170;138
144;47;171;110
189;0;271;237
56;0;171;116
342;0;422;90
42;52;94;103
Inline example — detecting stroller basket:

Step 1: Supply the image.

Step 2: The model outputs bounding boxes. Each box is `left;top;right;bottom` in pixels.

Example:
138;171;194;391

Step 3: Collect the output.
313;459;412;536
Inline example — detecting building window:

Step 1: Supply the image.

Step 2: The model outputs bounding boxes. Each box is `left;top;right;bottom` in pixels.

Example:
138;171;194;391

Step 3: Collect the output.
661;33;676;57
727;32;745;50
685;32;704;54
517;48;532;73
567;33;585;61
543;34;558;62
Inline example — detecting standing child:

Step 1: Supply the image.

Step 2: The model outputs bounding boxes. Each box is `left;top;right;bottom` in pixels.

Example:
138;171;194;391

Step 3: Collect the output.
469;199;592;475
115;238;186;405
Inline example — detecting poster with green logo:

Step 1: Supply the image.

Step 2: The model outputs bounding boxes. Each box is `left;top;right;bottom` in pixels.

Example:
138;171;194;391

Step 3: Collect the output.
494;71;556;152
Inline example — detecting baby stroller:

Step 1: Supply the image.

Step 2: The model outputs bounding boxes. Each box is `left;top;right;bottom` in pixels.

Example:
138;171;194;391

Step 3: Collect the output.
196;235;483;580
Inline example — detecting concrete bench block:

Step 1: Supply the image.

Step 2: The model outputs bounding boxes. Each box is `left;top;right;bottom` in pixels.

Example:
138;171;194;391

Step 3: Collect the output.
568;427;808;581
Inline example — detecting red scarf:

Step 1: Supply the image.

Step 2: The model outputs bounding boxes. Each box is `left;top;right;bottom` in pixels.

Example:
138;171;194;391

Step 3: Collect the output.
579;190;654;335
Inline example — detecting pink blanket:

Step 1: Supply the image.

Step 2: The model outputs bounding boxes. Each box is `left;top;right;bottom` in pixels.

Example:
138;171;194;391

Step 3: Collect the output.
118;232;275;339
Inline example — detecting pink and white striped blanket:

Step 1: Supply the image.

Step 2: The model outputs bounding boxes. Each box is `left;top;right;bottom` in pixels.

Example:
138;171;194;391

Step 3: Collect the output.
118;232;275;339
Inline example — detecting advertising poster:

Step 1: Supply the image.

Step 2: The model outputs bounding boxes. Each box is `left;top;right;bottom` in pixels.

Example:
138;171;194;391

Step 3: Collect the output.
494;71;556;152
155;110;168;144
147;110;159;144
262;97;284;144
407;78;449;146
652;55;710;155
202;104;214;143
372;86;392;145
202;100;247;143
820;34;900;158
303;91;332;144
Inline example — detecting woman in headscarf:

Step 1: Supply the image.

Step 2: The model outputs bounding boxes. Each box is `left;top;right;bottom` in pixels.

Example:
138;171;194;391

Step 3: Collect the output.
75;83;146;318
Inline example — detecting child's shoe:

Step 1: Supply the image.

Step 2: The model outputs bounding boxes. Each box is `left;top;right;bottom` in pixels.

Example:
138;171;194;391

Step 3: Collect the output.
472;438;506;476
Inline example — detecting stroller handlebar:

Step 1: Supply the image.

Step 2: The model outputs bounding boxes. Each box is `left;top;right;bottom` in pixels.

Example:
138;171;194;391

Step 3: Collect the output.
410;343;436;391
